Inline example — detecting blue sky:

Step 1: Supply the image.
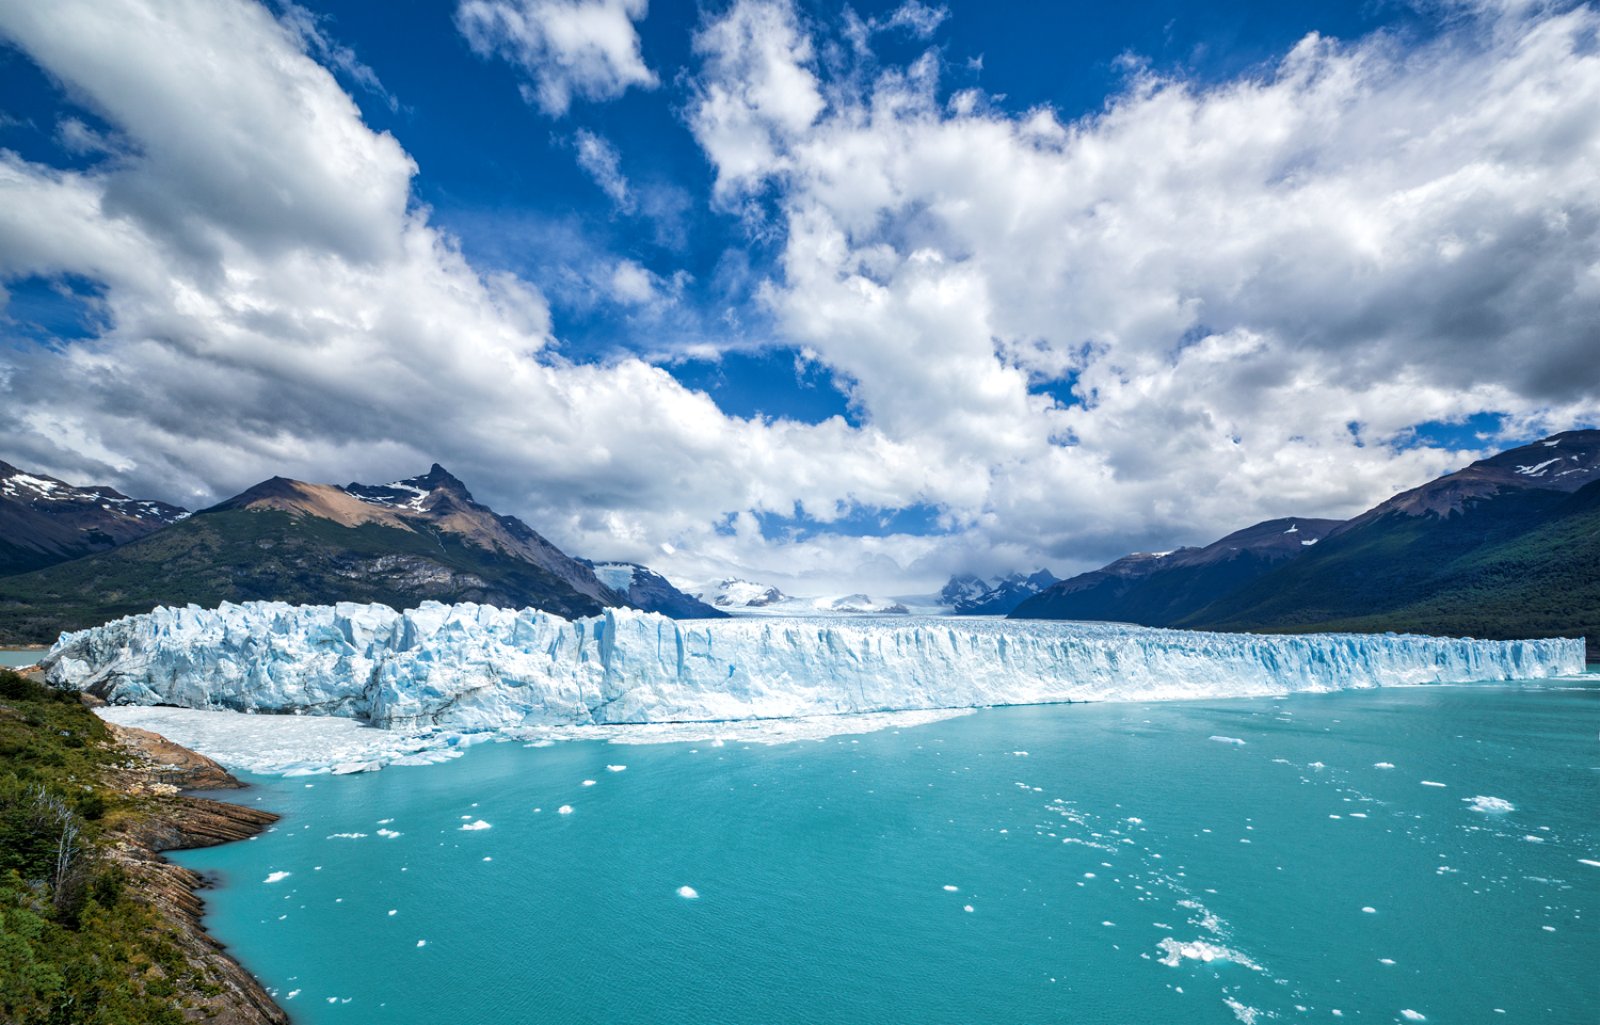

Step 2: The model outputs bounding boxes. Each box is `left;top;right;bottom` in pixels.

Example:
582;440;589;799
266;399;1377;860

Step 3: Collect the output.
0;0;1595;593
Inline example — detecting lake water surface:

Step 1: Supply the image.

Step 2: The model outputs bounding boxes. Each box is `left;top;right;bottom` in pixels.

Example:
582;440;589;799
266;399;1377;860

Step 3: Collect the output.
178;683;1599;1024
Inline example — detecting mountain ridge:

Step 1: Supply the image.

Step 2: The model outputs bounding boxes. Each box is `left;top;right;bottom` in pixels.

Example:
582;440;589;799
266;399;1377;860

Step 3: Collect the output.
0;460;189;575
1012;431;1600;658
0;464;712;641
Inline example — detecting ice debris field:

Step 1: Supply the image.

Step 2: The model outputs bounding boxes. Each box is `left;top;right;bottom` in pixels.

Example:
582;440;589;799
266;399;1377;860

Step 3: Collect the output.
50;600;1584;774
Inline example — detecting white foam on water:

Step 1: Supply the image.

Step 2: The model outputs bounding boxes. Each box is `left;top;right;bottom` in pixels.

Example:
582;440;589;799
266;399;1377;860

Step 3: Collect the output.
325;832;366;839
376;828;402;838
264;871;291;884
677;886;699;899
459;820;491;831
1465;795;1515;813
1223;996;1260;1024
1209;736;1246;745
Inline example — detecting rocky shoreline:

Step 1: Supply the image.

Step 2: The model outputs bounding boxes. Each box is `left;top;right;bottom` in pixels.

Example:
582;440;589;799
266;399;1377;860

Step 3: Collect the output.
98;710;290;1025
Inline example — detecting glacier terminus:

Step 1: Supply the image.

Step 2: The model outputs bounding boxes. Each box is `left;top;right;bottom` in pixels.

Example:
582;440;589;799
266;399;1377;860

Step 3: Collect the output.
44;601;1585;732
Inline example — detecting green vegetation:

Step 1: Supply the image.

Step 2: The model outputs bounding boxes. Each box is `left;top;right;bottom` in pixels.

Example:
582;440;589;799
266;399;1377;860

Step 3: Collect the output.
1188;487;1600;657
0;668;212;1024
0;506;604;642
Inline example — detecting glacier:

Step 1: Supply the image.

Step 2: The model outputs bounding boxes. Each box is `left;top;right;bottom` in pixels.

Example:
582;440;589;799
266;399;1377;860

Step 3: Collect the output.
44;601;1585;734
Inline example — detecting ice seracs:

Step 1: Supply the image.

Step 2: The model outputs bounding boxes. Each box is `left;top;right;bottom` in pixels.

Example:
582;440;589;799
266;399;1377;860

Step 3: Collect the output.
42;601;1584;732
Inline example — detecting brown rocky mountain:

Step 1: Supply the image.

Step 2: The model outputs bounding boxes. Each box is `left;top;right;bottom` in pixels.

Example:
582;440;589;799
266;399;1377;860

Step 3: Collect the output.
0;460;189;575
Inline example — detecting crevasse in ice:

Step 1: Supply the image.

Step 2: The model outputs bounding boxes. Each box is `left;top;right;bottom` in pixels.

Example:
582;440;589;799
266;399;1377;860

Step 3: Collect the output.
43;601;1585;730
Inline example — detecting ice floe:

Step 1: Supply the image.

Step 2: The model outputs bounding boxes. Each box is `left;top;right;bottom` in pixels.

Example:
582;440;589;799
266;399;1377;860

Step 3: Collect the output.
1209;736;1246;745
264;871;291;884
459;820;491;831
676;886;699;899
1154;938;1261;970
1465;796;1515;813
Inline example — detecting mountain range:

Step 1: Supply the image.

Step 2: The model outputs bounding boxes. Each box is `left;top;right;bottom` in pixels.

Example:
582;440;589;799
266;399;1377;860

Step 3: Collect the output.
4;430;1596;654
939;570;1059;615
0;464;717;642
1012;430;1600;659
695;578;912;615
0;461;188;575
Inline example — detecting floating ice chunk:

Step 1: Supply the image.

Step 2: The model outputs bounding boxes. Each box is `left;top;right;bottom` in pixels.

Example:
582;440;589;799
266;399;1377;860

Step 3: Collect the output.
287;990;300;999
326;832;367;839
1379;958;1396;965
605;765;627;772
417;940;426;948
942;885;959;892
377;828;402;838
1420;780;1447;787
1209;736;1246;746
558;805;574;815
1524;835;1545;843
460;820;492;831
963;905;974;913
582;780;597;786
677;886;699;899
1011;751;1029;757
1465;796;1515;813
264;871;291;884
1223;996;1260;1024
1374;762;1395;769
1400;1012;1426;1022
1155;938;1260;970
1362;906;1377;913
1101;920;1115;927
387;909;397;916
1578;859;1600;868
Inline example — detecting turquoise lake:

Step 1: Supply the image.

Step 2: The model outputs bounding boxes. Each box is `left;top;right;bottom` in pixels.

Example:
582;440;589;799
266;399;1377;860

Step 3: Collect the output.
0;648;43;667
176;683;1599;1024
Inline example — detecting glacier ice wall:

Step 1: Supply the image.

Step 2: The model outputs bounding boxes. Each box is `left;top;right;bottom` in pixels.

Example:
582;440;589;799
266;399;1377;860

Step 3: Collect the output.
43;601;1585;730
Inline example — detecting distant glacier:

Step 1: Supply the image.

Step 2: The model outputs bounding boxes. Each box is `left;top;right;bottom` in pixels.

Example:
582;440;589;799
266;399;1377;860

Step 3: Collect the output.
43;601;1585;730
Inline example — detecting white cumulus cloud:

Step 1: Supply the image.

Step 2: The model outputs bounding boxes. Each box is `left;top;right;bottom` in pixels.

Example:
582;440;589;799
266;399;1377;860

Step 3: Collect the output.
455;0;656;116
